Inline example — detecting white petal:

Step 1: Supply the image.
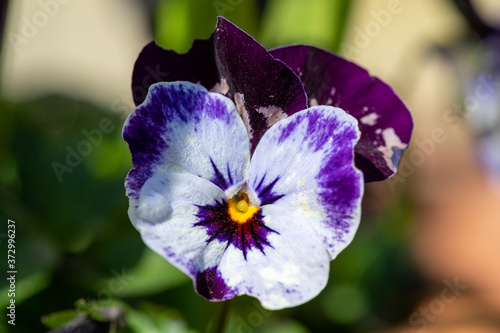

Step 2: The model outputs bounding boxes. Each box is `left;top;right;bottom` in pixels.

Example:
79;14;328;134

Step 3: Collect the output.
217;204;331;309
124;81;250;213
247;106;364;259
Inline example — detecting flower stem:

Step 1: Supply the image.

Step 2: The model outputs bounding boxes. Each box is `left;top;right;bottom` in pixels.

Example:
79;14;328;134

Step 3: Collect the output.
210;301;231;333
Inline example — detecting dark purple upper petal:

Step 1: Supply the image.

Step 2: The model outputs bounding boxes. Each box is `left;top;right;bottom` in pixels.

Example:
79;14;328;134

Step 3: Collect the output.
270;45;413;182
132;39;219;106
212;17;308;152
131;17;308;152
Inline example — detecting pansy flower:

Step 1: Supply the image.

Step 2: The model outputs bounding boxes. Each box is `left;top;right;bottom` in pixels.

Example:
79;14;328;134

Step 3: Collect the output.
124;17;412;309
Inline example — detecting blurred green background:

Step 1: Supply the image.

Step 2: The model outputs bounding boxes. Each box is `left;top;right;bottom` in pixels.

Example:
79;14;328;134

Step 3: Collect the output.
1;0;499;332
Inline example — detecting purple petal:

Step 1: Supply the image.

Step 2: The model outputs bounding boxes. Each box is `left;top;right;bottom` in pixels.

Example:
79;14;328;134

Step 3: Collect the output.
270;45;413;182
132;39;219;106
213;17;308;152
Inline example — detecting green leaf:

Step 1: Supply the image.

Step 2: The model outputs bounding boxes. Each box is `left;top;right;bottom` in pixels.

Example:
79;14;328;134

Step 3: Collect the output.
41;310;81;329
126;304;198;333
74;298;126;322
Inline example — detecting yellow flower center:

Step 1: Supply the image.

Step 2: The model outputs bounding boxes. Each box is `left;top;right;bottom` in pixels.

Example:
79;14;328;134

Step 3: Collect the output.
236;200;249;212
227;198;259;224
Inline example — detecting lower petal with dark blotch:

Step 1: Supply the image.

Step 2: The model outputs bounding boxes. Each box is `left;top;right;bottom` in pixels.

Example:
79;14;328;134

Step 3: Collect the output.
133;172;237;301
214;203;331;310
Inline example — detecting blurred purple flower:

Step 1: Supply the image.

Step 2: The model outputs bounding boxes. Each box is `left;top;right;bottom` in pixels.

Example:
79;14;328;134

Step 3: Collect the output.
466;35;500;177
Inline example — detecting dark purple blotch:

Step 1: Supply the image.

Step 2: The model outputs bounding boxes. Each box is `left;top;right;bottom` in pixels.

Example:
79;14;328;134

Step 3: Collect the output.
195;266;234;301
194;200;278;260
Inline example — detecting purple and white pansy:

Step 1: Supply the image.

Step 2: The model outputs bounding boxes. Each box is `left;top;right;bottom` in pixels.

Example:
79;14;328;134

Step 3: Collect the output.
124;82;362;309
124;17;412;309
